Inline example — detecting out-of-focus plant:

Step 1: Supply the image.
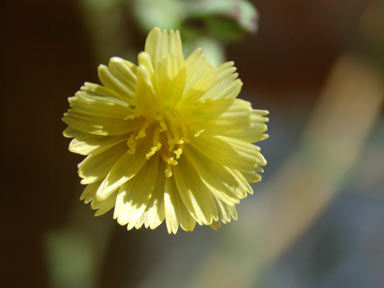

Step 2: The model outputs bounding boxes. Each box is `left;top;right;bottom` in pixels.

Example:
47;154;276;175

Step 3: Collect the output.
132;0;258;64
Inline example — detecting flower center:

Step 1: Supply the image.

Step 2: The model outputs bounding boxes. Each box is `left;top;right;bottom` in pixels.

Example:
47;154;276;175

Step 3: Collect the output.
125;106;197;177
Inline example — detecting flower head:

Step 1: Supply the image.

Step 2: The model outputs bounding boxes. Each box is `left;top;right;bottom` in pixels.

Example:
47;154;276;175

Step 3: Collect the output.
63;27;268;233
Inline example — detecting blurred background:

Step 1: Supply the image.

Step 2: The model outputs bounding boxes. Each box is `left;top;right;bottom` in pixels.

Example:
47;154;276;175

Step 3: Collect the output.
3;0;384;287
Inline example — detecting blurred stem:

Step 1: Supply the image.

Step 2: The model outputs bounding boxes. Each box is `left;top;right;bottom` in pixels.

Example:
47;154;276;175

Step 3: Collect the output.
77;0;134;63
45;1;129;287
45;200;115;288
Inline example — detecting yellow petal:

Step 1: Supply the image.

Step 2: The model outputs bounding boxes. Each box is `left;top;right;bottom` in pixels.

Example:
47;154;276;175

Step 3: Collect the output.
210;197;238;230
164;177;196;234
95;140;150;201
66;128;127;156
98;64;136;104
113;189;129;225
191;134;259;172
204;99;251;133
80;181;102;203
69;89;133;119
187;98;234;123
173;156;218;225
145;27;183;68
154;54;186;105
79;82;123;99
210;221;221;230
214;197;238;223
230;169;254;195
216;61;237;84
142;162;166;229
184;147;245;205
62;110;138;136
134;63;158;118
207;100;269;142
241;170;262;183
78;141;127;184
113;155;160;230
201;61;242;101
92;193;117;216
80;181;117;216
182;48;216;104
107;57;137;105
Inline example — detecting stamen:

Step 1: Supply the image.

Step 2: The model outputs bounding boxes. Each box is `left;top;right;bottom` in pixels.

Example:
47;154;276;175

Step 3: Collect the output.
165;164;173;177
146;143;162;159
127;134;136;154
173;147;183;159
124;107;142;120
194;128;205;137
155;115;168;132
135;121;149;140
176;138;184;145
131;106;191;174
167;156;178;166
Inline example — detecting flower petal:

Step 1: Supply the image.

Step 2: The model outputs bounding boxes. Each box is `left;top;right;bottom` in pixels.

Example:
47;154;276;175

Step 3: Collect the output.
62;110;138;136
164;177;196;234
201;61;242;101
205;98;251;133
205;99;269;142
191;134;260;172
78;141;127;184
98;64;136;105
80;181;102;203
107;57;137;105
216;61;237;84
230;169;254;195
215;197;238;223
92;193;117;216
145;27;183;68
221;110;269;142
69;88;133;119
182;48;216;104
184;147;246;205
154;54;186;105
65;127;127;156
210;197;238;230
113;155;159;230
135;63;158;118
80;181;117;216
173;155;218;225
241;170;262;183
79;82;123;99
187;98;234;125
142;162;166;229
95;140;150;201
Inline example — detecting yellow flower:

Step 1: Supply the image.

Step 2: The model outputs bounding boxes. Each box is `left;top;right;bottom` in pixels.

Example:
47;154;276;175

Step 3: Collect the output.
63;27;268;233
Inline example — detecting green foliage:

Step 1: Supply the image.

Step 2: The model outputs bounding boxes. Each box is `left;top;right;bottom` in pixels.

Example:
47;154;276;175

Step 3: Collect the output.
132;0;258;63
185;0;258;39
